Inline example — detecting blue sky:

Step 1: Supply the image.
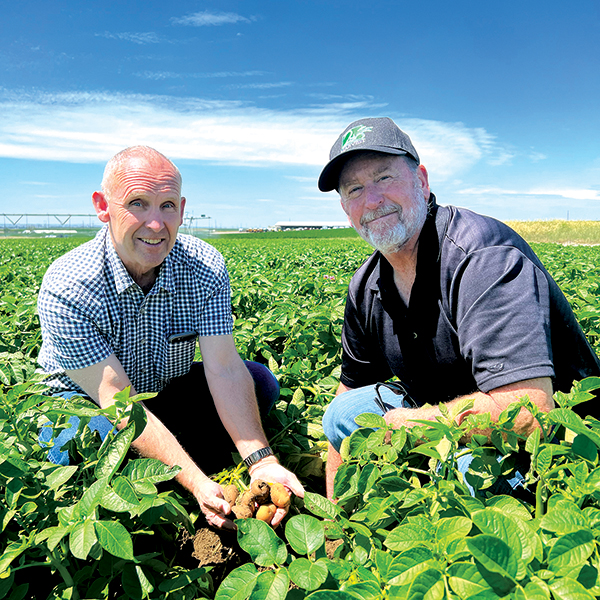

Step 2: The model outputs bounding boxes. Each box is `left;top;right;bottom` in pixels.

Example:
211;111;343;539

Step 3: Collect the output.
1;0;599;228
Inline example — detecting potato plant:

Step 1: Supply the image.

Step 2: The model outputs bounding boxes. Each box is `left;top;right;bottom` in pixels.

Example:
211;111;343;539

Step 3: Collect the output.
2;235;600;599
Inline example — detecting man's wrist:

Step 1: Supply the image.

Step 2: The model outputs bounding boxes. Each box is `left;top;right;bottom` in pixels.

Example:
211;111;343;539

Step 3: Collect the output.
248;454;279;475
243;446;275;469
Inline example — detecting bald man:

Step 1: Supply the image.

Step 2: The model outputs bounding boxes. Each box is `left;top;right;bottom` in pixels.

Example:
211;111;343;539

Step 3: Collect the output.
38;146;303;528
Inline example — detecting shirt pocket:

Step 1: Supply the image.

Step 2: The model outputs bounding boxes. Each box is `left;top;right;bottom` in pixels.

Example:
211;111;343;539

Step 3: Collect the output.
156;333;198;384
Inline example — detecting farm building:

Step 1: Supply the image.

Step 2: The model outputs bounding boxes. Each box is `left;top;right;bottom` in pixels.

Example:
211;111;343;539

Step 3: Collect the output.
273;220;350;230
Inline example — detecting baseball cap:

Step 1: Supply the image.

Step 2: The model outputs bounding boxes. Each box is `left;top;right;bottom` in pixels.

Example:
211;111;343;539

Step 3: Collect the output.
318;117;420;192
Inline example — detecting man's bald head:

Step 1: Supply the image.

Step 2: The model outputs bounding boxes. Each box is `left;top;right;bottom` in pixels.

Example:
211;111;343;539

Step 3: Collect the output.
101;146;182;200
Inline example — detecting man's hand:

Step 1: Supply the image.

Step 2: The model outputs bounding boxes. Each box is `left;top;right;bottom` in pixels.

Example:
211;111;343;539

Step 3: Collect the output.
249;460;305;528
194;479;236;530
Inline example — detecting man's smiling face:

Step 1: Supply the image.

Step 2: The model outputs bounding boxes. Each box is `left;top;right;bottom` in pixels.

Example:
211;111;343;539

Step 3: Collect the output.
338;152;429;255
93;151;185;286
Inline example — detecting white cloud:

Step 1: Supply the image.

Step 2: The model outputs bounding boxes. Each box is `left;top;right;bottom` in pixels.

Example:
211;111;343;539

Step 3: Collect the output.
458;186;600;201
135;70;268;80
96;31;161;44
171;11;253;27
225;82;293;90
0;89;505;181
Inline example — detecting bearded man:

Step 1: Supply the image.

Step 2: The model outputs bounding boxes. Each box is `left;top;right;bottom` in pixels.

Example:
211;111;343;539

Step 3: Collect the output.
318;117;600;499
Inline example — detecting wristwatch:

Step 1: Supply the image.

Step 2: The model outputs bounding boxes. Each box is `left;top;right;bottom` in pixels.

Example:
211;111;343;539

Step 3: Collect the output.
243;446;274;468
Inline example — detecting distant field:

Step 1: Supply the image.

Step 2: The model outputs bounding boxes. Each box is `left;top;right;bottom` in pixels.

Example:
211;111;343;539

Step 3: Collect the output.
237;220;600;244
505;220;600;244
2;219;600;244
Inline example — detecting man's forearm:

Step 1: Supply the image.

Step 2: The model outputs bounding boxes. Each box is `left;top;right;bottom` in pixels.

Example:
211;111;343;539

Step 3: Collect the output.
206;361;272;460
383;377;554;440
130;408;212;495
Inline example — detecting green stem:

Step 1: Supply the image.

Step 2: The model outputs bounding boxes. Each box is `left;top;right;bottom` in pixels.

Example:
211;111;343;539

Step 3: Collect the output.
42;548;79;600
535;477;545;519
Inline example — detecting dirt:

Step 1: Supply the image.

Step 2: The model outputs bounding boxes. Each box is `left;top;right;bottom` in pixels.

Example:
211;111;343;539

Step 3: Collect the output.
181;525;245;584
180;524;345;588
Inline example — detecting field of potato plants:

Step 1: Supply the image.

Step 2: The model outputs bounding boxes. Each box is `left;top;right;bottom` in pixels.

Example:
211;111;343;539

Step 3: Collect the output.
2;232;600;600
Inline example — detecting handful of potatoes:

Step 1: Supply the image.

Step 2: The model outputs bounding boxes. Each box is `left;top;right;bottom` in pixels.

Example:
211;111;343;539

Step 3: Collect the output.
223;479;291;524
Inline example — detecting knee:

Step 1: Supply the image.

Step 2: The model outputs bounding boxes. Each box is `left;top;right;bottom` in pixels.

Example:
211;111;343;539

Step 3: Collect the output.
323;396;350;453
243;361;280;414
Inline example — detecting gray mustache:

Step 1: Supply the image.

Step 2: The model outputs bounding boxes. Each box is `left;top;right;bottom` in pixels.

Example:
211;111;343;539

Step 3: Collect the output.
360;206;401;226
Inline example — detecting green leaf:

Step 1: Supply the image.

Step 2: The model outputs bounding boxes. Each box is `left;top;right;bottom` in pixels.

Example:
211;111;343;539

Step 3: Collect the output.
45;465;78;490
347;429;372;458
467;534;518;580
289;558;329;591
249;568;289;600
74;476;110;519
435;516;472;546
406;568;445;600
158;568;208;592
541;503;587;534
94;519;134;560
305;592;361;600
35;526;69;552
385;520;434;552
447;562;494;598
388;547;435;587
69;519;97;560
471;509;523;560
122;563;154;600
549;576;596;600
121;457;181;484
285;515;325;556
237;518;288;567
94;421;135;480
304;492;339;519
215;563;259;600
549;409;600;449
572;434;598;461
354;413;387;428
548;530;595;571
0;541;27;574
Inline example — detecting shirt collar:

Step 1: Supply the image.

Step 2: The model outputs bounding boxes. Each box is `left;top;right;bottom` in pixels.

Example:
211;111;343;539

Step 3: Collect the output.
366;193;442;293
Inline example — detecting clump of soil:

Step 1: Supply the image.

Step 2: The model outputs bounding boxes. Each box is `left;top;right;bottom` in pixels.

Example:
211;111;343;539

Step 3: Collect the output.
181;526;245;585
325;538;344;559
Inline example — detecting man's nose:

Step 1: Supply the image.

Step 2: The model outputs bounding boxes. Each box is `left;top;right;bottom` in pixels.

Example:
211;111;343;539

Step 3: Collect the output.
145;208;164;230
364;183;383;208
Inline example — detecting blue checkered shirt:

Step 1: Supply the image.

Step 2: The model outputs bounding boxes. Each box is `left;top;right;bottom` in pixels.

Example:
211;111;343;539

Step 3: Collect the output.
37;225;233;395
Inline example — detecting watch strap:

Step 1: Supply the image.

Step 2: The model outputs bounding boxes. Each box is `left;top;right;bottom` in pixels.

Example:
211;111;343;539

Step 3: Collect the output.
243;446;274;468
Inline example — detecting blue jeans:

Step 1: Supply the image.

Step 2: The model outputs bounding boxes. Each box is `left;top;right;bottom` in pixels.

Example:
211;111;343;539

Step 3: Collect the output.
40;361;280;472
323;383;528;497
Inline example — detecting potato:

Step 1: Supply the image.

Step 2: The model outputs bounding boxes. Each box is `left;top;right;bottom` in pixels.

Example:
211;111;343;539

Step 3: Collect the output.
231;504;253;519
250;479;271;504
222;484;239;508
269;483;291;508
256;503;277;523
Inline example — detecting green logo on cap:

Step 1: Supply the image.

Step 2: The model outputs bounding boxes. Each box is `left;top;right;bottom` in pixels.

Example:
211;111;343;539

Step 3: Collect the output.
341;125;373;151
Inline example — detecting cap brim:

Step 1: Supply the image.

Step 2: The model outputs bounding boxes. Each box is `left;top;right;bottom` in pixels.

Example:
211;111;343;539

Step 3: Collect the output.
318;146;408;192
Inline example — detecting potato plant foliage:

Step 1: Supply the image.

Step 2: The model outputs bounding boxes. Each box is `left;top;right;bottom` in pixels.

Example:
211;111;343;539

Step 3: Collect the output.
1;236;600;599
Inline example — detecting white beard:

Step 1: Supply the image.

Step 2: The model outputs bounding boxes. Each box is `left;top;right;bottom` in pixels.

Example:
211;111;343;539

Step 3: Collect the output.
356;183;428;255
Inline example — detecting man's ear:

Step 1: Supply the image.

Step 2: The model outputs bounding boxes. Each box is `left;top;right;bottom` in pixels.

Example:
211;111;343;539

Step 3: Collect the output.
179;196;186;226
92;191;110;223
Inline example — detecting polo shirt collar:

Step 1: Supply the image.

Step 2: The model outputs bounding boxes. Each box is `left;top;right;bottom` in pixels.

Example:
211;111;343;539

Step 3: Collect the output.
366;193;443;294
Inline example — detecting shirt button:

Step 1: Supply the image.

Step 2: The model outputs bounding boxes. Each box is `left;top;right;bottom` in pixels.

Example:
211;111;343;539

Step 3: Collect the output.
413;332;418;339
140;368;147;374
140;338;147;344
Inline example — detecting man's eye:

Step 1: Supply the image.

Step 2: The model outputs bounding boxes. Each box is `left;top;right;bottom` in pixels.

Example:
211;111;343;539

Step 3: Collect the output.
129;200;142;207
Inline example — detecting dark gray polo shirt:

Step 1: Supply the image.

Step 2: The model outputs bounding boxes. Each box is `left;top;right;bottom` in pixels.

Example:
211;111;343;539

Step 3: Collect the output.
341;197;600;407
